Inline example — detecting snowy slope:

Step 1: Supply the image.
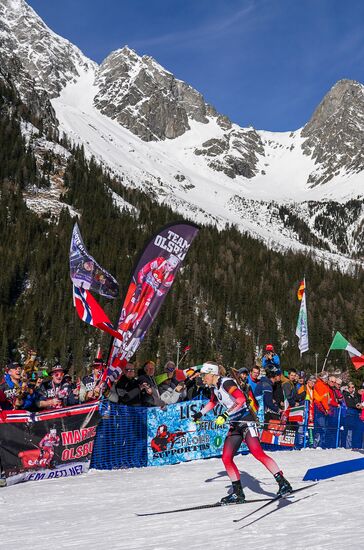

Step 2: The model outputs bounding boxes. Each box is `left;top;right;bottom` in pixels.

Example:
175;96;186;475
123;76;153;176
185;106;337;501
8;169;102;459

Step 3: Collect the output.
52;71;363;271
1;1;363;268
1;448;363;549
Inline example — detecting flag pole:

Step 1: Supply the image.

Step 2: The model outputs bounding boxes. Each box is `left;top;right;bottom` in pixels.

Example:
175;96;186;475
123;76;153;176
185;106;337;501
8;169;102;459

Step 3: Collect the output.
176;341;181;369
321;348;331;372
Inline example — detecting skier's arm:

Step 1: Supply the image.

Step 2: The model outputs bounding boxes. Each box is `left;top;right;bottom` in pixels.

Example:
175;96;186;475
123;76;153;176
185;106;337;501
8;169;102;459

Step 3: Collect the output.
225;386;246;416
200;393;218;415
192;392;217;421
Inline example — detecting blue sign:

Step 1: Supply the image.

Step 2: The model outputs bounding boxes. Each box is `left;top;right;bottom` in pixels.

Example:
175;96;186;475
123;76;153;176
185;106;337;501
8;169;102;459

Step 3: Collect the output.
147;397;264;466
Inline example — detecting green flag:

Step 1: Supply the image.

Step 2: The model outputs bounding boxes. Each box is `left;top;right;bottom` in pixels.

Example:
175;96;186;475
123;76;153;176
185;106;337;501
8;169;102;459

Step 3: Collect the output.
330;332;349;350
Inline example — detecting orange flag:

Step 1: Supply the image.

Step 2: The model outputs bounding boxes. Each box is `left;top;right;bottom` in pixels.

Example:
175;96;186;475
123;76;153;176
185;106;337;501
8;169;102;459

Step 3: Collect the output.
297;280;305;301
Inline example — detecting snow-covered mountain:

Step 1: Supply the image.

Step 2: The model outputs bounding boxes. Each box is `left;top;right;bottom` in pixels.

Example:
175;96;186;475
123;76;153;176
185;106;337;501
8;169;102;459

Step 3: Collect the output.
1;0;363;270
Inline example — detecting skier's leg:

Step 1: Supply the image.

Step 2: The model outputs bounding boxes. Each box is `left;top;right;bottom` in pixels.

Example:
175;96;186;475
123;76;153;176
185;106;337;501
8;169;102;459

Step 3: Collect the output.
220;432;245;503
221;432;242;482
244;430;280;475
245;429;292;496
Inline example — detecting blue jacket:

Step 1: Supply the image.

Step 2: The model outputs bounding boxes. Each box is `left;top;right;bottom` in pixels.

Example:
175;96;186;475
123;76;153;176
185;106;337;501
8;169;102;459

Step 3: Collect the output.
262;353;280;369
255;376;279;413
247;375;259;395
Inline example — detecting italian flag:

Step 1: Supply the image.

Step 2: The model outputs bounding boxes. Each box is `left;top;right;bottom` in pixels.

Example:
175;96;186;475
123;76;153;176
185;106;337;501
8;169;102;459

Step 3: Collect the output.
287;405;305;423
330;332;364;370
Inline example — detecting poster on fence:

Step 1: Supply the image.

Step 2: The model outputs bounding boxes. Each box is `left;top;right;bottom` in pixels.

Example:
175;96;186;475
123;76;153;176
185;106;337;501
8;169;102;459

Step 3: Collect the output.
260;419;298;447
0;402;101;486
147;397;264;466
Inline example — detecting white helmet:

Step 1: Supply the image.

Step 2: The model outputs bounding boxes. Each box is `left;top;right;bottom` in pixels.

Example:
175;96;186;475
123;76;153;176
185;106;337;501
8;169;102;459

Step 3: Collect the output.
200;362;219;375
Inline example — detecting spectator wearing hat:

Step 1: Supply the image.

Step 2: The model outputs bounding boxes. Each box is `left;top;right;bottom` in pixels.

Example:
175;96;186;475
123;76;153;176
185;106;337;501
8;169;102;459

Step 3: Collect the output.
262;344;280;371
295;371;307;405
235;367;250;398
237;367;249;384
0;362;35;410
108;363;141;406
36;364;78;409
80;359;104;403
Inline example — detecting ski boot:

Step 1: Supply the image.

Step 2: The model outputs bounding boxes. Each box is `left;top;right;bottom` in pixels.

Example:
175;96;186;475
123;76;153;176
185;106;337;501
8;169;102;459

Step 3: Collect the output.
220;481;246;505
274;471;292;497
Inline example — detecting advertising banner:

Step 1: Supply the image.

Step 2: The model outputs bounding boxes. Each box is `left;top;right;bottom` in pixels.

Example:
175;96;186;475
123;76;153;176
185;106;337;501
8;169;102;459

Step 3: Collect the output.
107;222;199;384
147;397;264;466
0;402;100;486
260;419;298;447
70;223;119;299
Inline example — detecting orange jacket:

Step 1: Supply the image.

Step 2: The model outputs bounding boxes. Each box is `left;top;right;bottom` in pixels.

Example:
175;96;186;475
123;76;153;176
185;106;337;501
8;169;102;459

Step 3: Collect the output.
313;379;330;413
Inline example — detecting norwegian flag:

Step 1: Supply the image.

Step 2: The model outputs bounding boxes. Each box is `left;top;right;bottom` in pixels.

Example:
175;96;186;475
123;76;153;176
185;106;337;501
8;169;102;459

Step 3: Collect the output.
73;285;122;341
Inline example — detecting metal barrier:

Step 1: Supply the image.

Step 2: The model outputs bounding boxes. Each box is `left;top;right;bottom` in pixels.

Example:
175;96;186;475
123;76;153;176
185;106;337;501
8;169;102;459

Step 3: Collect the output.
91;400;364;470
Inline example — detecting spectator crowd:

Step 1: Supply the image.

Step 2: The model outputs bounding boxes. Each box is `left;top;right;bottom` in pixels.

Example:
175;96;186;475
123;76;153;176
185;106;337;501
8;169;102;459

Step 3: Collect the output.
1;344;363;449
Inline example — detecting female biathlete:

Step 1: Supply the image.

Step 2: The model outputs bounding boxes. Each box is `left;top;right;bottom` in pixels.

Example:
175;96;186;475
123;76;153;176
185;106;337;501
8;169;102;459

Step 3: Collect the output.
192;362;292;504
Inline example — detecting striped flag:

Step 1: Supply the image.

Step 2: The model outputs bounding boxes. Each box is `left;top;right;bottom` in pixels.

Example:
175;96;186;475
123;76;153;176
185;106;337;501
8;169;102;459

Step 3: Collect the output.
330;332;364;370
287;405;305;423
73;285;122;341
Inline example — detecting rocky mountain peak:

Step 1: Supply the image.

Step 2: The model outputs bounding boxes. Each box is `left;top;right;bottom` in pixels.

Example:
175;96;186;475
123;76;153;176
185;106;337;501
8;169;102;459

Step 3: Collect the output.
94;46;230;141
303;79;364;134
301;79;364;186
0;0;96;98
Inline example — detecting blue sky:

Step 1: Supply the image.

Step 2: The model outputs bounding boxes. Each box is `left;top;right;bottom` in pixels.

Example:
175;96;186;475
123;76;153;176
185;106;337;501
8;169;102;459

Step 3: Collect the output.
27;0;364;131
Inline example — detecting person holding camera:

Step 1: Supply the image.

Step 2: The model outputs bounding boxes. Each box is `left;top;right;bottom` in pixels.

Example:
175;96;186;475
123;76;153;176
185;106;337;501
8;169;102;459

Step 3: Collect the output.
262;344;280;370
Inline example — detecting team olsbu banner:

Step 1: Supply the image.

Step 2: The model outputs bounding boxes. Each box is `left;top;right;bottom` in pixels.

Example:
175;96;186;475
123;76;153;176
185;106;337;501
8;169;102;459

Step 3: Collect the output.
107;222;199;383
70;223;119;299
0;402;100;486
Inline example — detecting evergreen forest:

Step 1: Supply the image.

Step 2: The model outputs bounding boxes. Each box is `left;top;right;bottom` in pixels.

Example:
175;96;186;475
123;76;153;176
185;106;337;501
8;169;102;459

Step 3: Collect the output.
0;79;363;382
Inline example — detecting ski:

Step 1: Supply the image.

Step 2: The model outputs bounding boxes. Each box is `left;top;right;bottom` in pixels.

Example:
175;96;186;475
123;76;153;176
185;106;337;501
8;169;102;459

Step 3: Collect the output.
136;495;274;517
238;492;317;530
233;482;319;523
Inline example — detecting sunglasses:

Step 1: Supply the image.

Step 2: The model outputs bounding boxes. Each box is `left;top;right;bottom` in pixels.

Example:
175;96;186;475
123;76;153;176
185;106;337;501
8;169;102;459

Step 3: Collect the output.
53;372;64;376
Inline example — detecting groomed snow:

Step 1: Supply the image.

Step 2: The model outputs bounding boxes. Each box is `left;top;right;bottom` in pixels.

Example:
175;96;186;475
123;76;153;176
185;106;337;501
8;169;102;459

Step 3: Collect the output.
1;448;363;549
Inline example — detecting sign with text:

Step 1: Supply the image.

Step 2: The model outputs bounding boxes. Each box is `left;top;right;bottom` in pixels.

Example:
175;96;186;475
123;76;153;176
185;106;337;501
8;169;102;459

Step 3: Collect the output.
0;402;100;486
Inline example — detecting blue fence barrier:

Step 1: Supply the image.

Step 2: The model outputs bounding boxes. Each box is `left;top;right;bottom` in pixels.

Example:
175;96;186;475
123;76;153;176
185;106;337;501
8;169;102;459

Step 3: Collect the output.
91;400;364;470
90;401;147;469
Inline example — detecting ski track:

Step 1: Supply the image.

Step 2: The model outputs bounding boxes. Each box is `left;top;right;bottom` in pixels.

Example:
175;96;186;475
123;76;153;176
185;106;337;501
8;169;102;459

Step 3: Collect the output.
0;448;363;549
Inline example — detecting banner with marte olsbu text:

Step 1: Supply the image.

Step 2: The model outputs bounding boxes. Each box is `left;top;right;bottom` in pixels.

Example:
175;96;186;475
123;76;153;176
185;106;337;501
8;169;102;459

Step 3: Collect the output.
0;402;100;486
